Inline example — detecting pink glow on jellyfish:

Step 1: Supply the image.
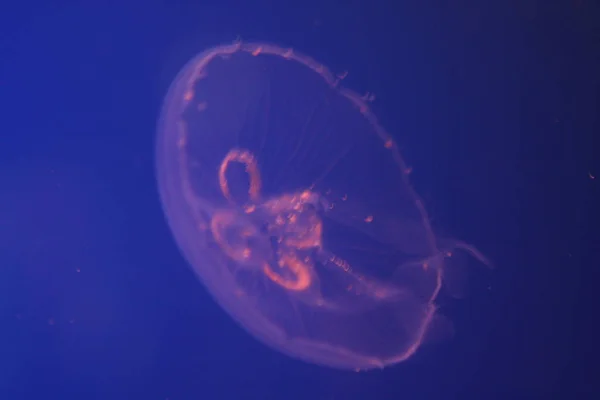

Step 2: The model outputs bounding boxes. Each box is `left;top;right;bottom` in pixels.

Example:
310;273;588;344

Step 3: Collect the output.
156;41;490;370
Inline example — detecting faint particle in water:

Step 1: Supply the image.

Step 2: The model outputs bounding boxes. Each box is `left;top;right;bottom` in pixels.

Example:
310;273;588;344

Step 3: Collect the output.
156;41;491;370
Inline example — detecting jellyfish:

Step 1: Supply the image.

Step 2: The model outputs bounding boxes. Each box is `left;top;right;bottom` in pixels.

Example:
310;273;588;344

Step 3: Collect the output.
155;41;489;370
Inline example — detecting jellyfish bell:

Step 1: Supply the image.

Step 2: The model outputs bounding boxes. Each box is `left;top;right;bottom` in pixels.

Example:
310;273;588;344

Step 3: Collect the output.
156;41;490;370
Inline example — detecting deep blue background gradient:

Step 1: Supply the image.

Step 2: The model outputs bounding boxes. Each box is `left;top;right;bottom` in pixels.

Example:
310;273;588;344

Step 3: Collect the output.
1;1;598;399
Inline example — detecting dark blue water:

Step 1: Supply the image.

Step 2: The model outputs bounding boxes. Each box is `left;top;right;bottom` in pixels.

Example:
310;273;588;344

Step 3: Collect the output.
1;1;598;399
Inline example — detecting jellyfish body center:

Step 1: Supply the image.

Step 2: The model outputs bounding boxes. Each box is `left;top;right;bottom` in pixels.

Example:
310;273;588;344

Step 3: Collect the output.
210;149;323;292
